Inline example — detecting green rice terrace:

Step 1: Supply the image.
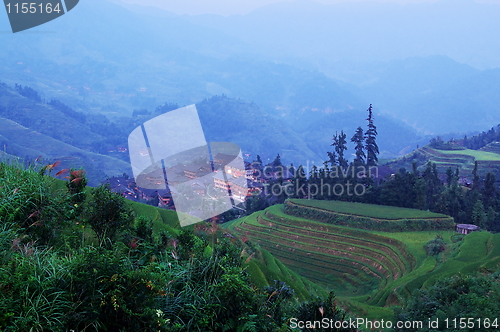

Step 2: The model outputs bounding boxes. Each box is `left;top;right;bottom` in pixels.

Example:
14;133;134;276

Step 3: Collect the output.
283;199;453;232
386;144;500;186
224;199;500;320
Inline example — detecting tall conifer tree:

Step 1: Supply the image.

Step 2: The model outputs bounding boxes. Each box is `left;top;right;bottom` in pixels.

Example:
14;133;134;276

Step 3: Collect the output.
351;126;366;166
333;131;348;168
327;133;338;167
365;104;379;167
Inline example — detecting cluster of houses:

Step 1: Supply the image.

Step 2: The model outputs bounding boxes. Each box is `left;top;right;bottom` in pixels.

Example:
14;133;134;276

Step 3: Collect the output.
107;153;276;210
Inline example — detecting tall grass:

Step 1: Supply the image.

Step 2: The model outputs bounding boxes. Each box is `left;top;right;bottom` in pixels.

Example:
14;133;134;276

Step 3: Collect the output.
0;161;73;246
0;248;74;332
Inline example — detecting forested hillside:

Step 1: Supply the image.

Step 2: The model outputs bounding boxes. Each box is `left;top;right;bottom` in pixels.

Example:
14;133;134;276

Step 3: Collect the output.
0;161;356;331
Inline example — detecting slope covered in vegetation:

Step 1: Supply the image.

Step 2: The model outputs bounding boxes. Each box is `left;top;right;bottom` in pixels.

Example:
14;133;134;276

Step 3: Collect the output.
0;161;348;331
225;201;500;321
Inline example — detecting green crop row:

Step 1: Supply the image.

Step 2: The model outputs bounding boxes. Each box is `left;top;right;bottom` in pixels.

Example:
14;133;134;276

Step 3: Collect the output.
257;212;408;273
288;199;449;220
264;205;416;269
238;220;393;293
284;200;454;232
261;242;382;294
254;214;406;278
240;221;397;280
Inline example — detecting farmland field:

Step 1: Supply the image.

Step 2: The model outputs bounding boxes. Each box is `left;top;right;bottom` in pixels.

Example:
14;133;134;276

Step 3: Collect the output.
283;199;454;231
224;200;500;320
287;199;449;220
435;148;500;161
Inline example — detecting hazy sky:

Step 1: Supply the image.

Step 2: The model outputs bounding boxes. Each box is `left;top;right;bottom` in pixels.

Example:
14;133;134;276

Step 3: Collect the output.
116;0;500;16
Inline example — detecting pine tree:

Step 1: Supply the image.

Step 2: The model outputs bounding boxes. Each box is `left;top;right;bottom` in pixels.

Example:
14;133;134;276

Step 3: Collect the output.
487;206;497;231
471;199;486;228
365;104;379;167
351;126;366;166
472;161;480;190
272;153;282;167
332;131;348;168
327;133;338;167
482;172;496;208
253;155;264;182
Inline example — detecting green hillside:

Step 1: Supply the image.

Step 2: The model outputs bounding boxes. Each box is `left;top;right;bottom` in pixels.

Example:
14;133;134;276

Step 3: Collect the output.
70;182;324;301
0;117;131;185
224;201;500;320
385;145;500;185
438;148;500;161
480;141;500;154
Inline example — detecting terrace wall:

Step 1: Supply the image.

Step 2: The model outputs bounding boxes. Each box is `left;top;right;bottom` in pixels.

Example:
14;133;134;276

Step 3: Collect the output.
283;200;455;232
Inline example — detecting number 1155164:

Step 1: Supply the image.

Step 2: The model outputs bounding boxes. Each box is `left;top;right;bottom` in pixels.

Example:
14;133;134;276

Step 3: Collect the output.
5;2;62;14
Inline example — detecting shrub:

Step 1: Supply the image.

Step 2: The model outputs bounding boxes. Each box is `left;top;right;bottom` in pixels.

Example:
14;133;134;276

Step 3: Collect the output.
84;185;134;247
295;291;357;332
394;272;500;332
0;161;73;246
66;169;88;205
0;246;169;332
65;246;168;331
425;235;446;256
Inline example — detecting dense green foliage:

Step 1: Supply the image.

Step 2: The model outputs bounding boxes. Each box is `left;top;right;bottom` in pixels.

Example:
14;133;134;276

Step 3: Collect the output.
394;272;500;331
277;157;500;232
463;125;500;150
424;235;446;256
84;184;135;247
0;161;74;246
1;162;359;331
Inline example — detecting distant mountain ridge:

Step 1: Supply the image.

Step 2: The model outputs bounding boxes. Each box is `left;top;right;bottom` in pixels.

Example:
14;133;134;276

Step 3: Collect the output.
0;0;498;170
185;0;500;69
0;82;132;184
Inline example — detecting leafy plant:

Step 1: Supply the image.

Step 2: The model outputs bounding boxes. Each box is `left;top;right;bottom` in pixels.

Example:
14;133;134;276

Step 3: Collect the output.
425;235;446;256
65;169;88;205
84;185;134;247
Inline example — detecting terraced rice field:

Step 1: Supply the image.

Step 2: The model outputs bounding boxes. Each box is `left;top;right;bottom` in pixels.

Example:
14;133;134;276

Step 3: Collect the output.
386;145;500;188
225;201;500;319
419;147;500;175
226;204;417;299
480;142;500;155
287;199;449;219
436;148;500;161
283;199;454;231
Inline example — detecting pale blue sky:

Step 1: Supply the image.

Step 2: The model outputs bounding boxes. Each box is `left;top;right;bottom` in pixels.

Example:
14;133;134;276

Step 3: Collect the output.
115;0;499;15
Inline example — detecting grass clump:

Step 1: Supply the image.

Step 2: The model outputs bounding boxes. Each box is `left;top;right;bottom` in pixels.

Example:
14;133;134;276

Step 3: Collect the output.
425;235;446;256
0;161;74;246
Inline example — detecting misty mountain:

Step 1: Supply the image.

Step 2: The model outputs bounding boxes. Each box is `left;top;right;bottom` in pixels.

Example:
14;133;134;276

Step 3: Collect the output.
196;95;321;164
0;0;496;168
186;0;500;70
349;56;500;134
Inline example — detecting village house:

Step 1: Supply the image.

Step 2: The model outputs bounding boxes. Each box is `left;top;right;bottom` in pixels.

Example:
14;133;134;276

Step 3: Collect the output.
456;224;480;235
227;176;249;201
224;157;246;178
213;171;229;191
213;153;236;167
183;162;212;179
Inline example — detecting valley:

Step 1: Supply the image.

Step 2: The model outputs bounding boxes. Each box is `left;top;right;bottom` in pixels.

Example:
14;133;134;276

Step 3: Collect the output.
225;200;500;320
